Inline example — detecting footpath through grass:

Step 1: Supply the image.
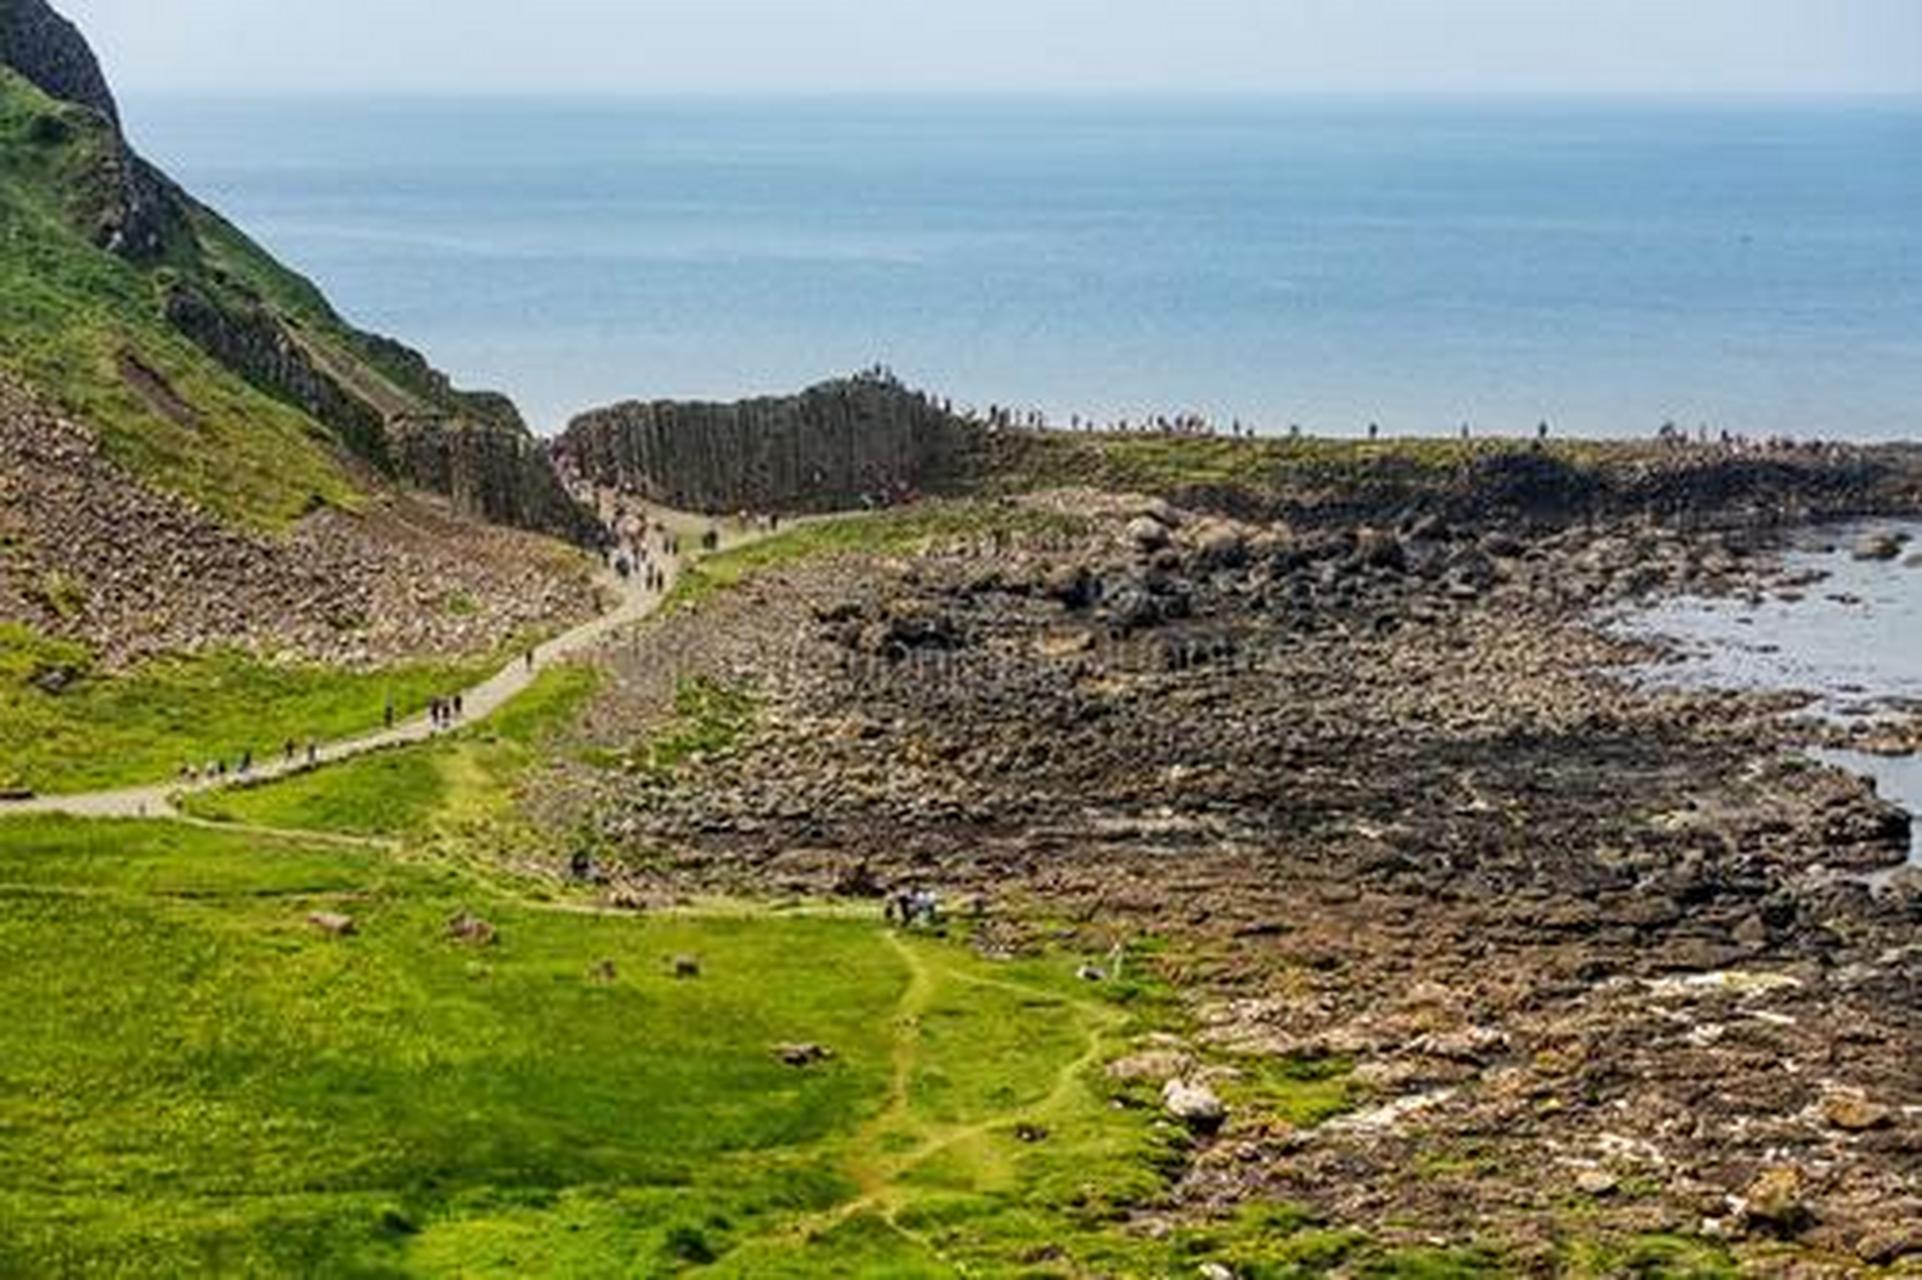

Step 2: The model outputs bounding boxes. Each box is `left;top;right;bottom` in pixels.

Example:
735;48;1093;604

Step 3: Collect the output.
181;665;601;838
0;623;491;796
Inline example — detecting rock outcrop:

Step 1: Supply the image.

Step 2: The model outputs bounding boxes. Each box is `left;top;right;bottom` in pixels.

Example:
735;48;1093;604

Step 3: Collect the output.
559;371;991;515
0;0;116;124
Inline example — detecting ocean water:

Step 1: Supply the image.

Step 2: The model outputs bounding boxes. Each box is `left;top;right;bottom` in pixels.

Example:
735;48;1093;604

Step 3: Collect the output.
1616;522;1922;864
123;95;1922;437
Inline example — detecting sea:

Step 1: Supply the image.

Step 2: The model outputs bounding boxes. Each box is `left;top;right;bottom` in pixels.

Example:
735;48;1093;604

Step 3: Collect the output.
122;95;1922;438
1615;521;1922;867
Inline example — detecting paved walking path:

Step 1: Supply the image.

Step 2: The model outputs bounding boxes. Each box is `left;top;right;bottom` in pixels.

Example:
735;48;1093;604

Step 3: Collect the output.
0;503;806;822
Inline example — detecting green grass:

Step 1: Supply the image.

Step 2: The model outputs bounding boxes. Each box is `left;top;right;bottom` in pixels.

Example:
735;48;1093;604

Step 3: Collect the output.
182;665;600;837
0;70;361;531
667;502;1088;613
0;817;1187;1276
0;623;489;794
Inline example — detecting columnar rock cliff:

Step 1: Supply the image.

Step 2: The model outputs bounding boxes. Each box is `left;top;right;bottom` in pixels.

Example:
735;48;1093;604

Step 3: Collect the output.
0;0;595;543
559;373;992;514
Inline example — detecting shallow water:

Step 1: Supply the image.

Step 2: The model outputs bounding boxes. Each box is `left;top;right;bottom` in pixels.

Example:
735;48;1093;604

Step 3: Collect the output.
1616;521;1922;863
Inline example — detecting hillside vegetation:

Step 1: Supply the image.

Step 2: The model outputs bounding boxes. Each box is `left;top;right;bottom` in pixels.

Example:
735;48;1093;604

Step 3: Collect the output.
0;69;357;529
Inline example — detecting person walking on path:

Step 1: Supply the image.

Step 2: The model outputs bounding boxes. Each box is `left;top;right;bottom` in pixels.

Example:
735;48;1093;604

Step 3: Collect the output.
384;696;396;731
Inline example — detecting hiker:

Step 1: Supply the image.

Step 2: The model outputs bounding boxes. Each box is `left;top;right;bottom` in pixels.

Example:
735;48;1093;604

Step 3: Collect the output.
306;740;318;767
284;739;296;764
525;648;536;671
384;698;395;730
453;693;463;719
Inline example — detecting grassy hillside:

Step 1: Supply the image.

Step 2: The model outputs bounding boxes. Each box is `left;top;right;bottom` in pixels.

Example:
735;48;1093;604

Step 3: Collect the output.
0;69;361;529
0;62;548;534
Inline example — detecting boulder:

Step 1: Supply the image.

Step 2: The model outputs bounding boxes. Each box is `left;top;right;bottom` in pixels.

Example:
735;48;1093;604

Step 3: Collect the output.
447;912;497;946
306;911;356;937
774;1042;832;1067
1042;562;1096;610
1821;1088;1892;1133
1162;1078;1227;1134
1126;516;1172;554
1108;1048;1195;1083
1852;531;1905;562
1742;1165;1810;1234
1354;527;1407;573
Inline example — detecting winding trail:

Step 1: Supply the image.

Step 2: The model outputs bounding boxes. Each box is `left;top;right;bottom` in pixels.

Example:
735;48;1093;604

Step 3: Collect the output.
0;503;802;822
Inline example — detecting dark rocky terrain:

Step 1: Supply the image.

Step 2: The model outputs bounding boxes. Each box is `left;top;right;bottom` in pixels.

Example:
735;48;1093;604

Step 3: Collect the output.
0;375;599;666
544;482;1922;1269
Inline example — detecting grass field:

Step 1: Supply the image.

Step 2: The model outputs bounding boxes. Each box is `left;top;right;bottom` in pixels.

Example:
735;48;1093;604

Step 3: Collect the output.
0;816;1182;1277
0;623;492;795
181;665;600;837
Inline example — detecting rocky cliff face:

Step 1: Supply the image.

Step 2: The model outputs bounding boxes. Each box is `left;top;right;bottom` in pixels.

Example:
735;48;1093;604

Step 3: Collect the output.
0;0;597;544
388;417;601;547
0;0;114;125
560;373;992;514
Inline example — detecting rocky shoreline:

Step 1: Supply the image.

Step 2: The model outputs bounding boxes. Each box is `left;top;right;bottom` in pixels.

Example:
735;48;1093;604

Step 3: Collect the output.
540;487;1921;1266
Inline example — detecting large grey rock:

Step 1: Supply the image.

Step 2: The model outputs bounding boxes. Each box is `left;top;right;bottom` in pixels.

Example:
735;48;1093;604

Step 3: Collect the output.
1853;531;1906;562
1162;1078;1227;1134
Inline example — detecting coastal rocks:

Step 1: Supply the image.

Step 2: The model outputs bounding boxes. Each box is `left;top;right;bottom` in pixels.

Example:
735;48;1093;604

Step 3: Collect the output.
1819;1087;1893;1133
1852;530;1908;562
560;488;1922;1254
1126;515;1173;554
1163;1078;1228;1134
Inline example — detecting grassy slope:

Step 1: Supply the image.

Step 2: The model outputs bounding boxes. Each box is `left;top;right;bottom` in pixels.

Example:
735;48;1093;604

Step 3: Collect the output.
0;623;491;794
0;69;360;530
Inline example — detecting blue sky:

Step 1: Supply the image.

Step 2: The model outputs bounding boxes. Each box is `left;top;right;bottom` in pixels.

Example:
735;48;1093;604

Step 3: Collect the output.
61;0;1922;96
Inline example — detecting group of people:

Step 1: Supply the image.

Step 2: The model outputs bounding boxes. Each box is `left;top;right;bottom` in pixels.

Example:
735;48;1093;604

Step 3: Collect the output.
428;694;463;731
180;738;318;785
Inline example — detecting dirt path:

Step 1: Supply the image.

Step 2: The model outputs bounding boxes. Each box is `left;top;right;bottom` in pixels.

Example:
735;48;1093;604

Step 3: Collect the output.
0;503;816;822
